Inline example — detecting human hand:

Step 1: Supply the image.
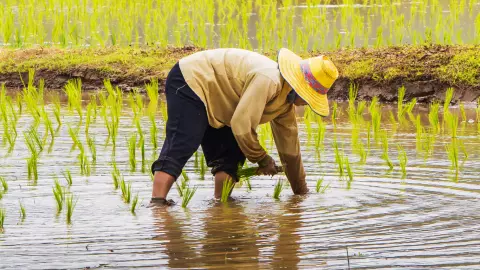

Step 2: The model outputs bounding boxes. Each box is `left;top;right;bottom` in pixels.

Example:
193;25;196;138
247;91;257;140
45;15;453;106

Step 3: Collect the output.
256;155;278;176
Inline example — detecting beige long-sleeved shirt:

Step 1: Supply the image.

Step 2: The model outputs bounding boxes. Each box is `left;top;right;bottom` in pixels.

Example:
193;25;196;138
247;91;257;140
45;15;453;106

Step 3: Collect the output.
179;48;307;194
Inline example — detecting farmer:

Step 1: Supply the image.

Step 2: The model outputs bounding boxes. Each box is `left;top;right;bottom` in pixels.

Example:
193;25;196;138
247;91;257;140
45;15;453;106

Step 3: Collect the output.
150;48;338;205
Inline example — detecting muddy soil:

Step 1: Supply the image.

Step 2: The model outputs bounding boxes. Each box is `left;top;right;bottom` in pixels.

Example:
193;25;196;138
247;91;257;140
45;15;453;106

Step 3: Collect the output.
1;45;479;103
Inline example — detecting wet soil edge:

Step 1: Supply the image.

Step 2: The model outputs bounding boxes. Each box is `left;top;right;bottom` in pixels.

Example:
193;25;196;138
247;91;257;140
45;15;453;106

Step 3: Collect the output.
1;45;479;103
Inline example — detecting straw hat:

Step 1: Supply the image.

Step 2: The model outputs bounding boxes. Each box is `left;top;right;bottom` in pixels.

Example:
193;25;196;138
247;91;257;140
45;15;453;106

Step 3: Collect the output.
278;48;339;116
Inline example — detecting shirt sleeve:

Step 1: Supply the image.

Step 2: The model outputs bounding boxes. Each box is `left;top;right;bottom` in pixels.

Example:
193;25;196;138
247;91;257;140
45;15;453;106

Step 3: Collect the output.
231;74;278;163
270;105;308;194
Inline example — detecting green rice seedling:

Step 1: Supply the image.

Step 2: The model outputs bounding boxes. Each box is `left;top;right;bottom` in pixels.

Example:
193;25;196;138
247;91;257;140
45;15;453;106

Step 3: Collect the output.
273;179;285;200
345;156;353;183
0;208;5;232
200;154;206;180
120;179;132;203
111;164;121;190
444;87;454;116
27;155;38;182
65;194;77;225
181;170;190;182
53;179;64;213
445;139;459;174
131;194;139;214
146;79;159;116
332;140;345;178
406;98;417;115
398;145;407;178
139;136;146;173
380;132;394;170
181;186;197;208
445;112;459;138
63;169;73;186
331;101;338;127
459;102;466;122
397;86;406;119
87;136;96;164
64;79;83;120
68;125;80;151
316;178;330;193
428;102;440;133
221;177;235;203
149;114;158;149
370;104;382;142
415;115;425;152
459;140;468;160
315;117;326;151
0;177;8;192
19;201;26;220
128;134;137;172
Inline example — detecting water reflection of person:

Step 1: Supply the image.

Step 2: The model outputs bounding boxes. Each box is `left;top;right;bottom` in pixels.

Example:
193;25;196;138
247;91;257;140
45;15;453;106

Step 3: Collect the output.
271;196;305;269
199;202;260;268
151;207;199;268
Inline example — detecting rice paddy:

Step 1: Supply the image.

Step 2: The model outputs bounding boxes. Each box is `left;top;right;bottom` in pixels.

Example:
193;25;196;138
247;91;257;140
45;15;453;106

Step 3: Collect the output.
1;0;480;51
0;75;479;267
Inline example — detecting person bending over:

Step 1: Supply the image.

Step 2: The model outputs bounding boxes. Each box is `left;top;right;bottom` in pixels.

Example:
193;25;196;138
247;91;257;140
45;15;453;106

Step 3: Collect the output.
150;48;339;205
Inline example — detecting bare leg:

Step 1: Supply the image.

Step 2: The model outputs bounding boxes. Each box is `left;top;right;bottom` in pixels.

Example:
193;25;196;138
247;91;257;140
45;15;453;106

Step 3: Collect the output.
214;171;236;199
152;171;176;199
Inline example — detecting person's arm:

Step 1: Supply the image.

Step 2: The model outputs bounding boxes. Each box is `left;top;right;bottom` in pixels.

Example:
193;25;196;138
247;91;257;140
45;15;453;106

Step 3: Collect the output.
231;74;278;164
270;105;308;194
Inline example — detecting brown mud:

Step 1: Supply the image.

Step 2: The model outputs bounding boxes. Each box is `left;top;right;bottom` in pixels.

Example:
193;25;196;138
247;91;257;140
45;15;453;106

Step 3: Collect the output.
1;45;479;103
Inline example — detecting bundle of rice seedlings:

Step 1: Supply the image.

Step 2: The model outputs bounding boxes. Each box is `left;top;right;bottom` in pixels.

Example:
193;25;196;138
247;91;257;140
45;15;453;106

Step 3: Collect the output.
53;179;65;214
182;186;197;208
19;201;26;220
273;179;285;200
65;194;77;225
131;194;139;214
316;178;330;193
220;178;235;202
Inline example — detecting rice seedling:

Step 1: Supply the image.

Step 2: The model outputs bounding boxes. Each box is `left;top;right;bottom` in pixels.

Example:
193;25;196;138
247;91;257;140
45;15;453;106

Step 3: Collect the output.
397;86;406;119
398;145;407;178
19;201;26;220
182;186;197;208
64;79;83;120
345;156;354;183
131;193;139;214
316;178;330;193
120;179;132;203
380;132;394;170
445;139;459;174
128;134;137;172
220;177;235;203
331;101;338;127
111;162;121;190
445;112;459;138
273;179;285;200
149;114;158;150
428;102;441;133
87;136;96;164
139;136;146;173
0;208;5;232
370;103;382;142
0;177;8;192
332;139;345;178
65;194;77;225
68;125;80;151
200;153;206;180
53;179;65;213
63;169;73;186
443;87;454;116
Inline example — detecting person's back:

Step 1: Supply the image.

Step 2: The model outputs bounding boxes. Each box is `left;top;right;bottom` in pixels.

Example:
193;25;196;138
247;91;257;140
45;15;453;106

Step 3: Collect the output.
179;48;285;128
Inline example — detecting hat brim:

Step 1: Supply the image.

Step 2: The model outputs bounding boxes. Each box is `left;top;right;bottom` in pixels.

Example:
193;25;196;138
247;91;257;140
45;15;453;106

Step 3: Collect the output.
278;48;329;117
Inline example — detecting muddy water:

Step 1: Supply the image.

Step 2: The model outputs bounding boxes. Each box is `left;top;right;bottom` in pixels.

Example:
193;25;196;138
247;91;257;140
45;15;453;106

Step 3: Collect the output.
0;98;480;269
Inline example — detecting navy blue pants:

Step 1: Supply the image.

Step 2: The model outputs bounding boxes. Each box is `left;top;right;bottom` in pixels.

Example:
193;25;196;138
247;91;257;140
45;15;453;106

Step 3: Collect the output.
151;63;246;181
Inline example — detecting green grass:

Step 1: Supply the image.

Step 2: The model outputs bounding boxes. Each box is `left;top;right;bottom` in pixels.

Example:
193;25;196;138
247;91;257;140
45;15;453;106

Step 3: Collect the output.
220;178;235;203
181;186;197;208
65;194;77;224
273;179;285;200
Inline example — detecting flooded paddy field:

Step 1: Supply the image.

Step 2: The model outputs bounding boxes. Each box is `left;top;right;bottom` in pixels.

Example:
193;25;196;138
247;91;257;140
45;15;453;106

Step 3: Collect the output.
1;0;480;51
0;81;479;269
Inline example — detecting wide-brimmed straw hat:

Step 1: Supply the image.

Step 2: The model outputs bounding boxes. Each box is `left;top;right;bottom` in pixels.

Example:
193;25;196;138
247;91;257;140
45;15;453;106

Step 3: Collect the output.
278;48;339;116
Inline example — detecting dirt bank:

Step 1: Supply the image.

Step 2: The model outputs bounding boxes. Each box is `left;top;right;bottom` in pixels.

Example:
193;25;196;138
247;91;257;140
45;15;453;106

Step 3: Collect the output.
1;45;479;103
